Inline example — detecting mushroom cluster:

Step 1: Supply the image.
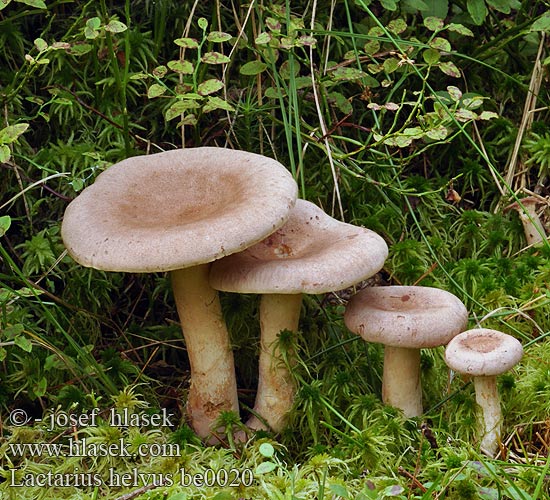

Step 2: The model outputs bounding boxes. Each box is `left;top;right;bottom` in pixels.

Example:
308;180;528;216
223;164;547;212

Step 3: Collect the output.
62;147;524;453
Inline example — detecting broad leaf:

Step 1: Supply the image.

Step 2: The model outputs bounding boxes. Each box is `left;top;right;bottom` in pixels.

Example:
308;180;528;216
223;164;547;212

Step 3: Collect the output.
467;0;488;25
424;16;444;31
167;60;194;74
0;123;29;144
207;31;232;43
438;61;461;78
201;51;230;64
0;215;11;236
531;12;550;32
202;96;235;113
174;38;198;49
147;83;166;98
17;0;46;8
240;60;267;76
197;78;224;95
165;100;199;121
105;20;127;33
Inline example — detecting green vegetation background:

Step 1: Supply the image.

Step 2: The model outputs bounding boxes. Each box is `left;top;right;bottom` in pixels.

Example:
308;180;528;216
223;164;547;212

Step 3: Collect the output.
1;0;549;498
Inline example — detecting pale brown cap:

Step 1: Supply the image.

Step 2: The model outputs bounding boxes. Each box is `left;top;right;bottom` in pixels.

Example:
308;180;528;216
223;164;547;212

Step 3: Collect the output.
444;328;523;376
209;199;388;294
61;148;298;272
344;286;468;348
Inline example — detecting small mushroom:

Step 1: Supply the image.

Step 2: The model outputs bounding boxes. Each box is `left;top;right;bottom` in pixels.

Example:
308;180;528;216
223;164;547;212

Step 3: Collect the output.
504;196;546;246
61;147;298;439
210;199;388;432
444;328;523;456
344;286;468;417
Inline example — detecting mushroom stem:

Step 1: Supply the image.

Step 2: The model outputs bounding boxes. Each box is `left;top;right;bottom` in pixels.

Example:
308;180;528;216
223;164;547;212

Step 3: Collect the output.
382;346;422;417
473;376;502;456
171;264;239;439
246;293;302;432
516;204;546;246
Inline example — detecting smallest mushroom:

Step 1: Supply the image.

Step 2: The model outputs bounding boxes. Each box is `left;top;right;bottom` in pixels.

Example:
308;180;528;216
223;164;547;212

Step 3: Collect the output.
504;196;547;247
444;328;523;456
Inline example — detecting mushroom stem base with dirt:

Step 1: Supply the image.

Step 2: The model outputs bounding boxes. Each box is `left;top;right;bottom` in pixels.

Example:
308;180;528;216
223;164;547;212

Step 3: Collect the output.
171;264;239;440
382;346;422;418
246;293;302;432
474;376;502;456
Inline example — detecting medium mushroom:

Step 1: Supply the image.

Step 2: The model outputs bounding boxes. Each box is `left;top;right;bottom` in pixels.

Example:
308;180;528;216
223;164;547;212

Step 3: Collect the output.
344;286;468;417
504;196;546;246
210;199;388;432
444;328;523;456
61;147;298;439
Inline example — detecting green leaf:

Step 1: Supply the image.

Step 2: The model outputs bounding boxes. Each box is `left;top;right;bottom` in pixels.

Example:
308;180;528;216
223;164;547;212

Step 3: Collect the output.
420;0;448;18
387;18;407;34
240;60;267;76
424;16;444;31
447;23;474;36
430;37;451;52
14;334;32;352
207;31;232;43
167;493;187;500
0;123;29;144
176;114;197;127
0;0;12;11
197;78;224;95
34;37;48;51
383;57;399;74
255;461;277;474
467;0;488;25
211;493;233;500
364;39;380;55
68;43;92;56
328;91;353;115
0;347;6;362
86;17;101;30
167;60;194;74
165;100;200;121
380;0;397;10
531;12;550;32
329;484;350;498
447;85;462;101
259;442;275;457
438;61;461;77
425;125;449;140
197;17;208;30
147;83;166;98
17;0;46;8
33;377;47;397
486;0;518;14
422;48;440;64
0;215;11;236
0;145;10;162
174;38;199;49
255;32;271;45
455;108;478;121
479;110;498;120
105;20;128;33
153;65;168;78
331;66;368;81
202;96;234;113
403;0;429;10
201;51;230;64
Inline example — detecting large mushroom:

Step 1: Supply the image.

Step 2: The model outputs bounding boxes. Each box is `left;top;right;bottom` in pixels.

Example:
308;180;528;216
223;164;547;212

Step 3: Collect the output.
344;286;468;417
210;199;388;432
61;147;298;439
444;328;523;456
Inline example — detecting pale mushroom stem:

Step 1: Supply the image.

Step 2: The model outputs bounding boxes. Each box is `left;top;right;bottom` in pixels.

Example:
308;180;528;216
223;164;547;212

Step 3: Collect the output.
474;375;502;456
246;293;302;432
516;205;546;246
382;346;422;417
171;264;239;439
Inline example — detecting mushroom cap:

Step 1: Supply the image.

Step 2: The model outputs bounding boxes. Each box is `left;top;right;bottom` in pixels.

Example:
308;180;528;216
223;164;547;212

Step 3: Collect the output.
209;199;388;294
344;286;468;348
444;328;523;376
61;148;298;272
